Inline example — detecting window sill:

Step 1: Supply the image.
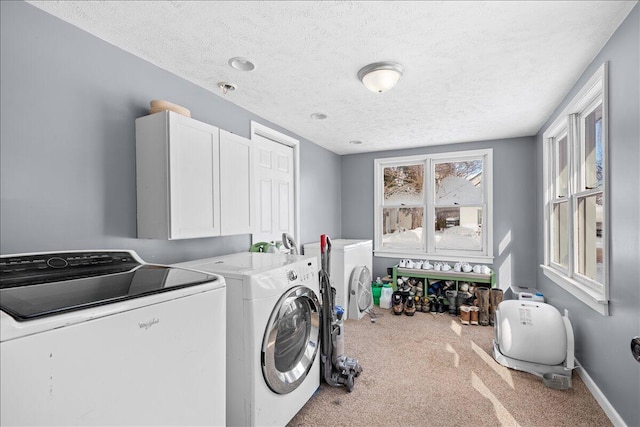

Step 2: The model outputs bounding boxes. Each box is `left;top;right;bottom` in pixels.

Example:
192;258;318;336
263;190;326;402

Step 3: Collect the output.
540;265;609;316
375;250;494;265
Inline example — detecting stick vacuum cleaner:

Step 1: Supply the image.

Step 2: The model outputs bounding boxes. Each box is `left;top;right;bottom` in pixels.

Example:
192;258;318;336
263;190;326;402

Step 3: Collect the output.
319;234;362;392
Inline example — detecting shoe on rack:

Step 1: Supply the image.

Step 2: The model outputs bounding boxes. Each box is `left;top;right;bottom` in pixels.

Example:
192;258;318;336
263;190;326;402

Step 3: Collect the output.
459;305;471;325
489;288;504;326
429;295;438;313
414;296;422;312
445;290;458;316
421;296;430;313
392;291;404;315
469;306;479;325
404;297;416;316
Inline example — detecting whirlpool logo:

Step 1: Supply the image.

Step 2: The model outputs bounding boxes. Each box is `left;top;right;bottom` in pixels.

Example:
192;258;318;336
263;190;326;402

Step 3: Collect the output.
138;318;159;330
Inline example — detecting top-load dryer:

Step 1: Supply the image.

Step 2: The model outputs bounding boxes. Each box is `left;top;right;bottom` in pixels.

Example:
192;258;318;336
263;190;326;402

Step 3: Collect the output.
175;252;320;427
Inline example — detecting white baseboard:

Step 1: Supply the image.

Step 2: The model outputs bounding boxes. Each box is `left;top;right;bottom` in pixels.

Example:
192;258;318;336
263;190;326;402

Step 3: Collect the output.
575;359;626;426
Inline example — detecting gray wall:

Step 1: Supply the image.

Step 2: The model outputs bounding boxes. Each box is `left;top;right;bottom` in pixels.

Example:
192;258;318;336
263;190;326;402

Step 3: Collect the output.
534;5;640;426
341;137;538;290
0;1;341;264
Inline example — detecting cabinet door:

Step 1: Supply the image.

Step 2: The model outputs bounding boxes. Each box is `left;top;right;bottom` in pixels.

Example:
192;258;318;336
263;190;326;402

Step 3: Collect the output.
219;130;253;235
169;114;220;239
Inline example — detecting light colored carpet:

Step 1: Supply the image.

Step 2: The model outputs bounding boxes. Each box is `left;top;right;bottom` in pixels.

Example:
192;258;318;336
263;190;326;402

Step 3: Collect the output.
288;309;610;427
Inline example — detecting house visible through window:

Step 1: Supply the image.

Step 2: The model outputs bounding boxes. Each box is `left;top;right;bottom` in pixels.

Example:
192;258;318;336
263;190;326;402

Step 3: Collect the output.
542;63;608;315
374;149;493;262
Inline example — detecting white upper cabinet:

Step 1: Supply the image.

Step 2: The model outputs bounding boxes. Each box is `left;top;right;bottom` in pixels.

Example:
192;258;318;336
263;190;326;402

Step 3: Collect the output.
219;129;253;236
135;111;253;240
136;111;221;240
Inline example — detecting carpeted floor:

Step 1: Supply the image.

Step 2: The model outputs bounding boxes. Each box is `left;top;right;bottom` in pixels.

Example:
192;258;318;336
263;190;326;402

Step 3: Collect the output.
288;309;611;427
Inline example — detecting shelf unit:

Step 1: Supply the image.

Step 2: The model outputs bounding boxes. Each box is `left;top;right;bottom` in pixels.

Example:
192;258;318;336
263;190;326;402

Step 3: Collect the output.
392;266;496;290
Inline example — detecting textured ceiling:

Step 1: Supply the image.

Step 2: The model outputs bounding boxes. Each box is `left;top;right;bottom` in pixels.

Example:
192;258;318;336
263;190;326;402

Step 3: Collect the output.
27;1;636;155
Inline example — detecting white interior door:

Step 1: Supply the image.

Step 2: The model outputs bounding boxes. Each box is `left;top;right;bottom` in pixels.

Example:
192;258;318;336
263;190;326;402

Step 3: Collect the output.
253;136;294;243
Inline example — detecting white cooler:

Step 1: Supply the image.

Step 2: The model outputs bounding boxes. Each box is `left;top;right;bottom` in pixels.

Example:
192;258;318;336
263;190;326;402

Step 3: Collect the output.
510;285;545;302
304;239;372;319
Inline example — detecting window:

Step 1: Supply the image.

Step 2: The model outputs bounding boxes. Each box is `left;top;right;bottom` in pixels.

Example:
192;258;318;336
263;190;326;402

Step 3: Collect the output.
374;149;493;262
542;63;608;315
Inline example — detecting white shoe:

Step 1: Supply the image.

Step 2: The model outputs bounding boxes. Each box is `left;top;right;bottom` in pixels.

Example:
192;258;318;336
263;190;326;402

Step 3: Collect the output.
462;263;472;273
481;265;491;274
414;260;423;269
442;263;452;271
473;264;482;273
406;259;415;269
399;259;406;268
434;262;442;271
454;262;462;272
423;260;433;270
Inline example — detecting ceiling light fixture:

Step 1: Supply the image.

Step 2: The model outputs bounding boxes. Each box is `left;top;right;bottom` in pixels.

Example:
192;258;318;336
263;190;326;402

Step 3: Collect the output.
228;57;255;72
310;113;327;120
357;61;404;93
217;82;237;96
349;140;363;145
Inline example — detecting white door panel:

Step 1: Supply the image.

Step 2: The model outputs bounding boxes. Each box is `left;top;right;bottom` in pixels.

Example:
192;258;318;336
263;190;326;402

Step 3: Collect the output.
169;116;220;238
219;130;253;235
253;136;294;243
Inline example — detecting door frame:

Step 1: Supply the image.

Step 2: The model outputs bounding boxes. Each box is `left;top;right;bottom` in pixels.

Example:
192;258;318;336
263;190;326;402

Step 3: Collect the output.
250;121;300;246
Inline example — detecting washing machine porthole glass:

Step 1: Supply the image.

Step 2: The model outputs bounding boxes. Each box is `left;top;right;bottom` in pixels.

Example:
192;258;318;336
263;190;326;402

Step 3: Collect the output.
262;285;320;395
274;298;311;372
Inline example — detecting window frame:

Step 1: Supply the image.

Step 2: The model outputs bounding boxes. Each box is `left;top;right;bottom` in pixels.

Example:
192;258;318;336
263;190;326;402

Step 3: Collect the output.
542;63;609;315
374;149;493;263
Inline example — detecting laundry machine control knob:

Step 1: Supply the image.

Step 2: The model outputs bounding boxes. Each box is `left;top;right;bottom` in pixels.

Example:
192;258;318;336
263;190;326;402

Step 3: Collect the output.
287;270;298;282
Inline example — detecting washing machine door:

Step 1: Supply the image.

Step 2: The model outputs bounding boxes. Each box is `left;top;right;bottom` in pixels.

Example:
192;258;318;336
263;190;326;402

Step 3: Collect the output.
261;285;320;394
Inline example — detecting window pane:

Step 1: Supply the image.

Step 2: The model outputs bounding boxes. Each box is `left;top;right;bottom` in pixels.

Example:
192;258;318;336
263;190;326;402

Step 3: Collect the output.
583;103;603;190
552;201;568;267
577;193;604;284
435;160;482;205
434;207;482;251
381;207;423;249
383;164;424;204
556;135;569;198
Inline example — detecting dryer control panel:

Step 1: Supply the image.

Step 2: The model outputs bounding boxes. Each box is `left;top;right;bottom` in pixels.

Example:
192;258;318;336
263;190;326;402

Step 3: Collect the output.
288;259;318;285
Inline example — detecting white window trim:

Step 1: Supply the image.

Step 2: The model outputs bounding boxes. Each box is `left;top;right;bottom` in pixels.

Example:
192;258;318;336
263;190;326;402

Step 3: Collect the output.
542;62;609;315
374;149;493;263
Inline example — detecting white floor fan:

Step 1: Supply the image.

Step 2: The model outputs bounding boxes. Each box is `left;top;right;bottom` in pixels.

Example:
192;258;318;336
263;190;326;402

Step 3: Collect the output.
348;265;376;321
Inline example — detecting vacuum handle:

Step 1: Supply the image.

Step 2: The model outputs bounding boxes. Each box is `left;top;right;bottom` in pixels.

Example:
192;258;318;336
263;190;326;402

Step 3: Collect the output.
320;234;332;275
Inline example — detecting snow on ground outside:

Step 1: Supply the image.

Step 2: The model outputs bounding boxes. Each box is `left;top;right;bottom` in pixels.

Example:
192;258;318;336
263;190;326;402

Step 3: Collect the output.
383;226;481;250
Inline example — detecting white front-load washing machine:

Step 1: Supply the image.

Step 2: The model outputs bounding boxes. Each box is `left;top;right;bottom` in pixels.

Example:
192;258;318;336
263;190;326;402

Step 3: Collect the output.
176;252;320;427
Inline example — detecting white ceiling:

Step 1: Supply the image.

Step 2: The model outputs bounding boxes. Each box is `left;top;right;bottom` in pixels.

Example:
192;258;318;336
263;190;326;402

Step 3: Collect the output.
28;1;636;155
